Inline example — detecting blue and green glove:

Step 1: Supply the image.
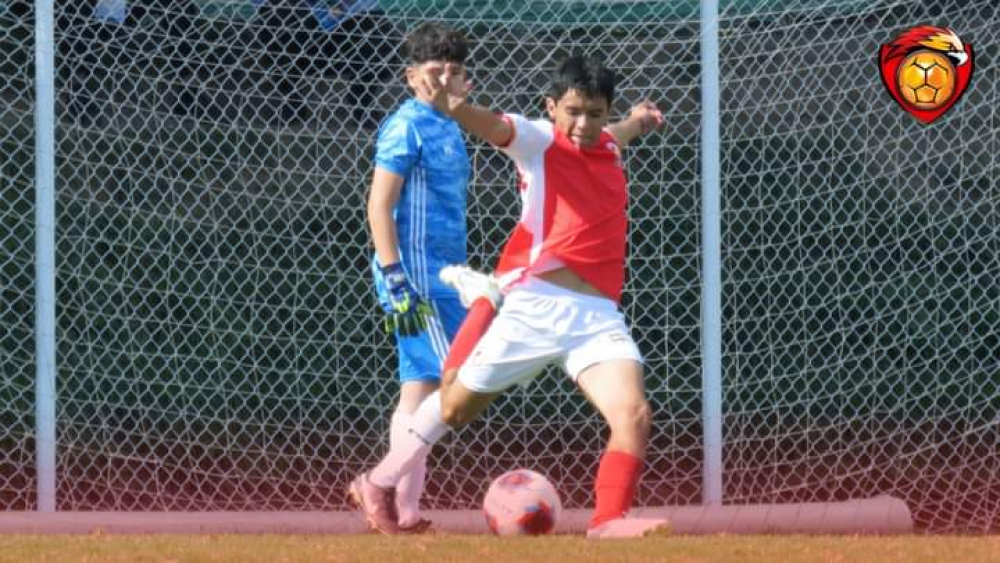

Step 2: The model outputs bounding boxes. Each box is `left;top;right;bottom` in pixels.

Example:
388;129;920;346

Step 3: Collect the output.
380;262;433;337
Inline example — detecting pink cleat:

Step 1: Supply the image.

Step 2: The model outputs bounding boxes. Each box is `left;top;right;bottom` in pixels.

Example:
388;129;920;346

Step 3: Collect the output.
348;472;400;534
586;517;671;539
398;517;435;534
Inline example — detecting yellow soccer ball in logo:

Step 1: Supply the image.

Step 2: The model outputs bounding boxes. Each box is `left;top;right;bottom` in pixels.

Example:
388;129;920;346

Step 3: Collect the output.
896;50;956;110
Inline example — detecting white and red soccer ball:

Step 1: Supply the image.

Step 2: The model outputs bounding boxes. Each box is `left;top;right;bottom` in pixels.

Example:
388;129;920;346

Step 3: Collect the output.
483;469;562;536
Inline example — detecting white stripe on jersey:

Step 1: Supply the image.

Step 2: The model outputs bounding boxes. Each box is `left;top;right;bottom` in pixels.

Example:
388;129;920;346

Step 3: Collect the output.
427;301;450;362
408;163;418;288
510;120;552;265
407;129;424;295
413;166;425;297
421;166;430;296
412;167;449;363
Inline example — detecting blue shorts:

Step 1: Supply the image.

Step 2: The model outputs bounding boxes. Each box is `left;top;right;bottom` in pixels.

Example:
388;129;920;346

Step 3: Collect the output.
395;297;466;383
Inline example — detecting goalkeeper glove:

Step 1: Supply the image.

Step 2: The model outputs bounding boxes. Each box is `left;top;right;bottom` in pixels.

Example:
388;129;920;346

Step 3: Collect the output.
440;265;502;310
380;262;432;337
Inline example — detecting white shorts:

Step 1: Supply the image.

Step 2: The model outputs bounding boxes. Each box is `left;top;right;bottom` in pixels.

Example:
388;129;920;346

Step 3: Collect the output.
456;277;644;393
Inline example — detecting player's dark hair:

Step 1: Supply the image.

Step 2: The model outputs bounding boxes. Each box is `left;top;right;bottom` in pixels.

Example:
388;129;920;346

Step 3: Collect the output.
404;22;469;65
547;55;616;107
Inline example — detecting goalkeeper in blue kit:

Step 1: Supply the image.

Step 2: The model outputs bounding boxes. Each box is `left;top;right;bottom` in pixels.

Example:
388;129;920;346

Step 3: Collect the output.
363;22;470;533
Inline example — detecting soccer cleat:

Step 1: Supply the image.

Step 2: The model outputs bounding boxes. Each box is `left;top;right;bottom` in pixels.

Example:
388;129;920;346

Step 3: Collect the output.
585;517;671;539
439;265;502;309
348;472;401;534
398;517;435;534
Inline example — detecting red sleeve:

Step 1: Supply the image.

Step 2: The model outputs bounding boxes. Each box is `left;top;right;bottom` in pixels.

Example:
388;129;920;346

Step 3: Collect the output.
442;299;497;373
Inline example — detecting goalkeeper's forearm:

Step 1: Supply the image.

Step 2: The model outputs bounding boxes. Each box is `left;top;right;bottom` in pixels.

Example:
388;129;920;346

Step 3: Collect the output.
368;167;405;266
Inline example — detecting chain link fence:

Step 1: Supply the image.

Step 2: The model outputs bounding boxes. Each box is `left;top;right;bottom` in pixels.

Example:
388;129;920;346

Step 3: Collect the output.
1;0;997;532
719;1;999;532
1;0;37;511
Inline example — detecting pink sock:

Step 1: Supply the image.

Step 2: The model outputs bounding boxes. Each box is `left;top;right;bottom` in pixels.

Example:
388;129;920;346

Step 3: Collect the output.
391;411;427;526
369;391;449;489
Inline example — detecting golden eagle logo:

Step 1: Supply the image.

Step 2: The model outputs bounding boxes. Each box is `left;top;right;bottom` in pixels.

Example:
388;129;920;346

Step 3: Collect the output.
878;25;974;124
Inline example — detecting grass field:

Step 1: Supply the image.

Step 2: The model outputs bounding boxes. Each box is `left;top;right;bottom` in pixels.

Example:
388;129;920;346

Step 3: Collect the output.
3;534;998;563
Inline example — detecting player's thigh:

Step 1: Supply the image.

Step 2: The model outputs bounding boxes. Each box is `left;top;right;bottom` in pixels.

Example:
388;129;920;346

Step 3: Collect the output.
398;380;438;413
562;306;644;392
565;316;647;423
439;381;503;428
454;296;560;394
455;353;550;395
444;336;550;426
576;359;647;425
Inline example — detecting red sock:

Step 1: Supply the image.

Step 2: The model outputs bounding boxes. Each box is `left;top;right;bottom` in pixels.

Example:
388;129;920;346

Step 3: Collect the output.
589;450;644;529
443;298;495;372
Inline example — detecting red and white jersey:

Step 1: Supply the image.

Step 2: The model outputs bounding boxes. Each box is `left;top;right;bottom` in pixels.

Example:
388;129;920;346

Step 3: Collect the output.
494;113;629;303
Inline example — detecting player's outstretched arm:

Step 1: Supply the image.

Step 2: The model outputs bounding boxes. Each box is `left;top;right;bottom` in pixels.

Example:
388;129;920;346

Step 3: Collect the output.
416;73;513;147
608;100;664;146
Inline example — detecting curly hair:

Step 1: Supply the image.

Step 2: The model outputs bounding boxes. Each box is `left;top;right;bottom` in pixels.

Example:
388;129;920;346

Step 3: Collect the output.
404;22;469;65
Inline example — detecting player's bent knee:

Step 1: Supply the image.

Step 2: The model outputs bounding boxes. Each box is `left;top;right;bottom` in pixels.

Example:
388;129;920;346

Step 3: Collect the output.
609;399;652;436
440;401;473;428
440;368;460;390
439;390;474;428
440;382;496;428
605;400;652;458
637;400;652;434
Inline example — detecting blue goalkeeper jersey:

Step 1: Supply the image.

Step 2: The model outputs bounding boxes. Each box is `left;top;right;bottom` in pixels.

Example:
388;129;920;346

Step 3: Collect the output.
372;98;470;300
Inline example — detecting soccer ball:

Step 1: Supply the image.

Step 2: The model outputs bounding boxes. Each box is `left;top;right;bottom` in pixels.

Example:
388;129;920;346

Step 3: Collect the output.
897;50;956;110
483;469;562;536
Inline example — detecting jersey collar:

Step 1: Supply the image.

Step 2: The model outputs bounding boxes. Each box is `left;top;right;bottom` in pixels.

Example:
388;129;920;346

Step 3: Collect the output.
409;97;451;120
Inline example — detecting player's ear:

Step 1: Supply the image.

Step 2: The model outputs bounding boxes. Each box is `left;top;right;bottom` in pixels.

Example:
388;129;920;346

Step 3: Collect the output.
404;65;417;87
545;97;558;119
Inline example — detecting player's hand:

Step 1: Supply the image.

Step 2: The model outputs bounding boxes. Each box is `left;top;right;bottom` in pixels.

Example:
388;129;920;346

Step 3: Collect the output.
629;100;664;136
385;301;432;336
418;66;472;116
380;262;432;336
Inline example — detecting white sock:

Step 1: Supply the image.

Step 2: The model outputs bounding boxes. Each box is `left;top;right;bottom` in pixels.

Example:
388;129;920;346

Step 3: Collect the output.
390;411;428;527
369;390;450;489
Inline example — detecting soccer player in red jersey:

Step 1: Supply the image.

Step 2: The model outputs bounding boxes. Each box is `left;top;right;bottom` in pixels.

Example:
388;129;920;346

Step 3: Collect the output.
350;54;666;538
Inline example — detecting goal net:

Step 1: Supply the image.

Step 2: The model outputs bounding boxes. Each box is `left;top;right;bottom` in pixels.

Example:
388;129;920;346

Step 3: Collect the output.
1;0;997;533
